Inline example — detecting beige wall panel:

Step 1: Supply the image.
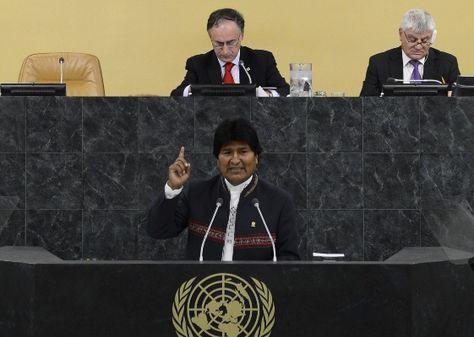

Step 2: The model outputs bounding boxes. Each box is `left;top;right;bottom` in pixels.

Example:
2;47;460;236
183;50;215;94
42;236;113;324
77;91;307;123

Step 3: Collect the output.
0;0;471;96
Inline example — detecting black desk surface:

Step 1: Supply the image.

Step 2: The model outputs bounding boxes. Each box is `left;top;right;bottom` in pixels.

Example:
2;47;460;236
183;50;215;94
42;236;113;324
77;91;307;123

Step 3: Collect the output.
1;246;473;337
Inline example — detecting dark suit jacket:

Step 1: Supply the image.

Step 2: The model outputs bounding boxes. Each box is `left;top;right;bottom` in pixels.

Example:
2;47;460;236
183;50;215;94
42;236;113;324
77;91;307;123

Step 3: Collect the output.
170;46;290;96
147;174;300;261
360;47;460;96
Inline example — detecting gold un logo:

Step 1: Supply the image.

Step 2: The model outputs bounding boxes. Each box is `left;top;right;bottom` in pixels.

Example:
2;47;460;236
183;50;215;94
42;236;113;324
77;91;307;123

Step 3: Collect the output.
172;273;275;337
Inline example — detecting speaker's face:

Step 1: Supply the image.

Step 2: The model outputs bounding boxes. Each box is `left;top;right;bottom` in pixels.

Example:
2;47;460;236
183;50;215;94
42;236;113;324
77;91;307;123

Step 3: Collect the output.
208;20;243;63
399;28;432;60
217;141;257;186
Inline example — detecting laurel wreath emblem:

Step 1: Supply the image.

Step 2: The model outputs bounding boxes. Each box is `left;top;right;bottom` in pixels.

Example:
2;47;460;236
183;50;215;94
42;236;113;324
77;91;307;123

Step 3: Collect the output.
172;277;196;337
172;274;275;337
251;277;275;337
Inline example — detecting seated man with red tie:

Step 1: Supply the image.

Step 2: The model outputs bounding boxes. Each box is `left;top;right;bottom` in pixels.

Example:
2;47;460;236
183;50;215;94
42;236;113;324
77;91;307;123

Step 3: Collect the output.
360;8;460;96
170;8;290;97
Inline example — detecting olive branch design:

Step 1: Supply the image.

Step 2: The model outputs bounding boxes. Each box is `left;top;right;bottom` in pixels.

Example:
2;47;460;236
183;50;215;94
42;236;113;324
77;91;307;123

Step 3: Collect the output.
172;277;196;337
251;277;275;337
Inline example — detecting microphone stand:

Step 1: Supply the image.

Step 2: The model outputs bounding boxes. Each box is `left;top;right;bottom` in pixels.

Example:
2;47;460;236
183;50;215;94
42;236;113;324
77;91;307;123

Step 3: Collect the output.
59;57;65;84
252;198;277;262
199;198;223;262
239;61;252;84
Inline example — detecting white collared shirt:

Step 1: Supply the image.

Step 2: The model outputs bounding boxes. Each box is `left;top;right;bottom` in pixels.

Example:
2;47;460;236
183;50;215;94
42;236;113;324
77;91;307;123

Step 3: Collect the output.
183;51;241;96
217;51;241;83
182;50;279;97
402;49;426;83
221;175;252;261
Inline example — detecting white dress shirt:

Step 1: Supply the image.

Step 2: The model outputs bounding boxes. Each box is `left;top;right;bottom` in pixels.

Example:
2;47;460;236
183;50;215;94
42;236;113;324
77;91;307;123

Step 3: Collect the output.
183;52;241;96
182;50;278;97
221;175;252;261
402;50;426;83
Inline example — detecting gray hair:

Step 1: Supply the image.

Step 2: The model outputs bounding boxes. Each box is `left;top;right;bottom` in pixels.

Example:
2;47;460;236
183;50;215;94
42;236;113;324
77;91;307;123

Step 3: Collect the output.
401;9;436;32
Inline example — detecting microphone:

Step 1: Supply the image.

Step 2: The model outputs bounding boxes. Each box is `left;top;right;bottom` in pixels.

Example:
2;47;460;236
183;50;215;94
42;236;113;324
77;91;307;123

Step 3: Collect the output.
386;77;443;85
239;60;252;84
386;77;403;83
252;198;277;262
59;57;65;84
199;198;224;262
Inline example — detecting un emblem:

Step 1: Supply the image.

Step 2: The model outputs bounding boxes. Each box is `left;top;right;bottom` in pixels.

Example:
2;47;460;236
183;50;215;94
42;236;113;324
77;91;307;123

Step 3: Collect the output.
172;273;275;337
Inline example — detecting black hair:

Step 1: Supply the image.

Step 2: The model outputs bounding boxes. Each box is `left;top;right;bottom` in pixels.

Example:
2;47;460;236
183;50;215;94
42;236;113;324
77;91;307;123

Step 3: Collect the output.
213;118;262;158
207;8;245;33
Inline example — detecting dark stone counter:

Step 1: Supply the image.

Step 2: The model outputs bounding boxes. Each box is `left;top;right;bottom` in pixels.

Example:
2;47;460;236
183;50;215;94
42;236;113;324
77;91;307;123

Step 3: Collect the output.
0;97;473;261
0;246;473;337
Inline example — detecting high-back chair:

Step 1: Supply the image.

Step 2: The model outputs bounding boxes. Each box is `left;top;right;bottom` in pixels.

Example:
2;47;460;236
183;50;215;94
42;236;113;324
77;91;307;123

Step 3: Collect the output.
18;52;105;96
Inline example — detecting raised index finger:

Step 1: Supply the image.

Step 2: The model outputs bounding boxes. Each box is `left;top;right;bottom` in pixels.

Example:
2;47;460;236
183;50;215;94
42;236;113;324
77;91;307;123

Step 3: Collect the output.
178;146;185;159
177;146;190;168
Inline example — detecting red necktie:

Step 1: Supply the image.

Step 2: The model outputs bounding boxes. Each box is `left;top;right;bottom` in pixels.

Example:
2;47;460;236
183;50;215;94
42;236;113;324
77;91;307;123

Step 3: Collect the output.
222;62;235;84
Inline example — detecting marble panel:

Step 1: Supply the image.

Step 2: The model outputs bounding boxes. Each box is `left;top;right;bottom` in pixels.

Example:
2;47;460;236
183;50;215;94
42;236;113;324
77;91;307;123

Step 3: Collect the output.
83;210;139;260
84;153;138;210
137;152;178;209
308;153;363;209
26;153;82;209
138;97;194;153
257;153;306;209
421;97;474;152
251;97;306;152
295;210;309;260
421;206;474;253
26;210;82;260
26;97;81;152
364;153;420;209
136;210;188;260
421;153;474;209
0;97;25;152
0;153;25;209
307;97;362;152
364;97;420;152
83;97;138;152
0;210;25;246
420;213;442;248
194;96;251;152
307;210;363;261
364;210;420;261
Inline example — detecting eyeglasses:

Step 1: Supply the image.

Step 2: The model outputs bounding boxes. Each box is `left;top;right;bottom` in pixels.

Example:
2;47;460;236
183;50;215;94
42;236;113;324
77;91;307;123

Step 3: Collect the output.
403;31;432;46
211;36;241;50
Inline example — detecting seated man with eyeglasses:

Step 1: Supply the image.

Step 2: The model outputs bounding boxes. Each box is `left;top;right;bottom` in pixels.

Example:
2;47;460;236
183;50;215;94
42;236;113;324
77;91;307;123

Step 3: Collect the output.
360;8;460;96
170;8;289;97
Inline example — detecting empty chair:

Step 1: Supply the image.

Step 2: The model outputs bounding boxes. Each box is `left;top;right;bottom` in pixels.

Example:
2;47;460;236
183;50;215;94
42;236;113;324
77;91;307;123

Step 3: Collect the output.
18;52;105;96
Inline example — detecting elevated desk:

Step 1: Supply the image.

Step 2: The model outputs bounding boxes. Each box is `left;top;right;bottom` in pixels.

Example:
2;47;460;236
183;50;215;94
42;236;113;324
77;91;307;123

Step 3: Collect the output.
0;96;473;262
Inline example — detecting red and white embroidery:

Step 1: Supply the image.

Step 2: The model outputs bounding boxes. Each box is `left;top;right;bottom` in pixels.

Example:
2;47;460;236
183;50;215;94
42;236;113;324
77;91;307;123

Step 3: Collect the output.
189;220;275;248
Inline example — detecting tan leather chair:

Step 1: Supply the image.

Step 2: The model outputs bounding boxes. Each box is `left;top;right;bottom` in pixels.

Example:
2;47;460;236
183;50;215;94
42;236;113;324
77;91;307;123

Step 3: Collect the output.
18;52;105;96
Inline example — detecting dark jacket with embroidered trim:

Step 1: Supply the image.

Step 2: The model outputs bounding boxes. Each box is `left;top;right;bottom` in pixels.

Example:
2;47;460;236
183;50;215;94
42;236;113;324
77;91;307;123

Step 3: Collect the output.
147;175;300;261
360;46;460;96
170;46;290;97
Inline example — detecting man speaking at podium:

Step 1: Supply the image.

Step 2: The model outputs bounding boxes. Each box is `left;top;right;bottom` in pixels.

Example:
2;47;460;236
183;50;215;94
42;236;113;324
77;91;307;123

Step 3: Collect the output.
147;119;299;261
170;8;289;97
360;8;460;96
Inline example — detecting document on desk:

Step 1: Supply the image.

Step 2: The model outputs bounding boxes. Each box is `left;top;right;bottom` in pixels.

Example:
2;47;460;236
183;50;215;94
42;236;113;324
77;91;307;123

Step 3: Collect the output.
312;252;345;258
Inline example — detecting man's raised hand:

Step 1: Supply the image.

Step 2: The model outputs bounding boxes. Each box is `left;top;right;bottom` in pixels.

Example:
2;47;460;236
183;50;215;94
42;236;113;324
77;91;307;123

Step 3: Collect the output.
167;146;191;190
